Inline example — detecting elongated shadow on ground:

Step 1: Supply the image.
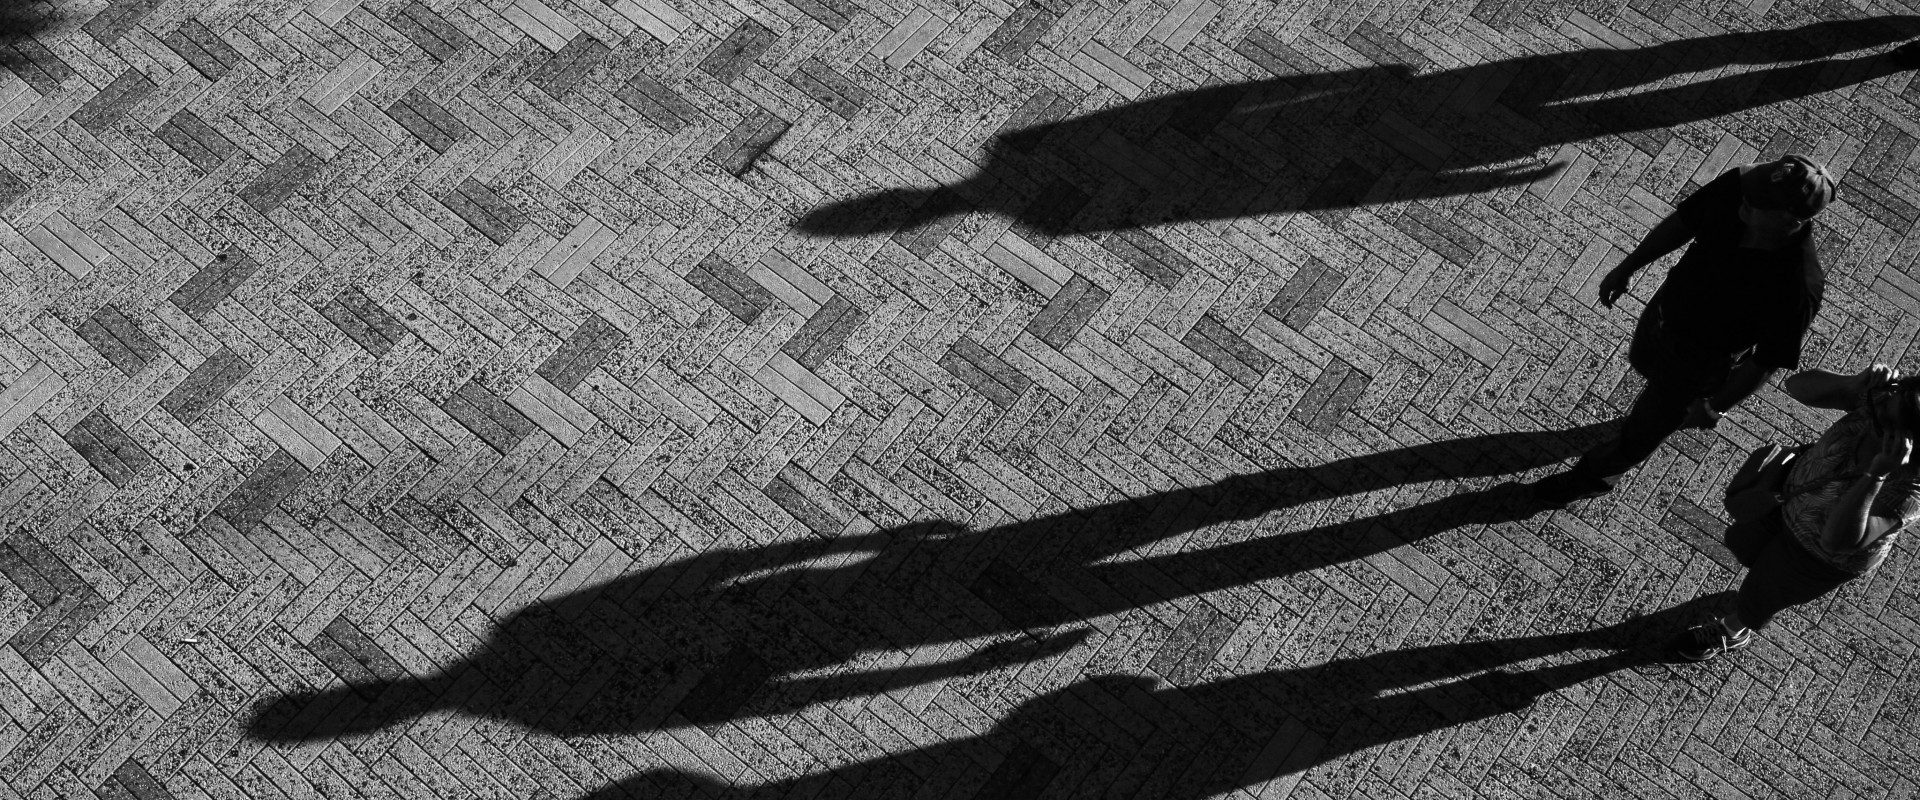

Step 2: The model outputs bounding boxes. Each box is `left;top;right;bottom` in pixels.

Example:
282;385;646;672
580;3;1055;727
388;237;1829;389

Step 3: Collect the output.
247;422;1611;741
796;17;1918;238
591;594;1730;800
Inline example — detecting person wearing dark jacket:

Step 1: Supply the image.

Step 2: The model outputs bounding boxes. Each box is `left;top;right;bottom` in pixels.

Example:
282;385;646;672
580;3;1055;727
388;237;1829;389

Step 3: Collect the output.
1532;155;1833;505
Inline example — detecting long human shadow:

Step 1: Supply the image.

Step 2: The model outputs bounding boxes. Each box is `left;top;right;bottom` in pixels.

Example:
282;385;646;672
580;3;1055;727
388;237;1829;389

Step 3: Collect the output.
246;422;1608;741
796;17;1918;237
590;594;1730;800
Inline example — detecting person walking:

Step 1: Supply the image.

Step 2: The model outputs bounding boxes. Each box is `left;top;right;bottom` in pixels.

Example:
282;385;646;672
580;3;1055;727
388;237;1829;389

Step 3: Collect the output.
1531;155;1834;505
1676;365;1920;661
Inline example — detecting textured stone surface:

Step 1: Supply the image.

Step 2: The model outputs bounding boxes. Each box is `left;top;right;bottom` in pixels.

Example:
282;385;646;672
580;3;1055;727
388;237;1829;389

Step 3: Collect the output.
4;1;1920;799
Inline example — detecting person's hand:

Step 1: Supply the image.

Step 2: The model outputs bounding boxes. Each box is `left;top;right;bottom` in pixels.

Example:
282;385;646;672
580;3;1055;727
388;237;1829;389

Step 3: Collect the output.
1863;363;1900;392
1598;266;1632;308
1867;427;1913;478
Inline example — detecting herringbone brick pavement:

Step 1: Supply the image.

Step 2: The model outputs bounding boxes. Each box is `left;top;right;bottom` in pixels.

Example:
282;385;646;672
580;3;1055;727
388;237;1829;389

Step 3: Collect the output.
3;0;1920;795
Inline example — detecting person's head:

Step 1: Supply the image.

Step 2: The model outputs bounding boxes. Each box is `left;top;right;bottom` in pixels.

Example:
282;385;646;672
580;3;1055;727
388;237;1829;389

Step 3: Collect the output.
1738;154;1835;237
1867;373;1920;435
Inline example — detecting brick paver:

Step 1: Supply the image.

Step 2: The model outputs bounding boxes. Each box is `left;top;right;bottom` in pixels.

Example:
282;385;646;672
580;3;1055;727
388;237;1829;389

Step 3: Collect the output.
3;0;1920;797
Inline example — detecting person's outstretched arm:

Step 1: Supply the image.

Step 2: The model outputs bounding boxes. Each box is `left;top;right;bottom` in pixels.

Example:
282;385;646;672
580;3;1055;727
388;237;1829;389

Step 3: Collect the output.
1598;213;1696;308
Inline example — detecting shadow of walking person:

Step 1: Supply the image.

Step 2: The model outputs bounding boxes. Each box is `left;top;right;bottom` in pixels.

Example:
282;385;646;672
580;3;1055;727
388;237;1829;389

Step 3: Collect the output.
245;422;1608;742
591;593;1731;799
795;17;1918;238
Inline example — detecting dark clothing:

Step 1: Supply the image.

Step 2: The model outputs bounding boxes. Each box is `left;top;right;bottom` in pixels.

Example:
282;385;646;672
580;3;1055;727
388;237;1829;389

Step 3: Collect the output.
1725;510;1855;630
1562;168;1824;489
1656;169;1824;371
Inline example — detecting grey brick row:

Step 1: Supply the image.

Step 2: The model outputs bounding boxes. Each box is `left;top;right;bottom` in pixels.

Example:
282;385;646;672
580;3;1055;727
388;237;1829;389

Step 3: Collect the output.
615;74;703;133
763;465;845;535
940;338;1033;409
439;178;524;245
63;410;155;488
169;250;258;318
214;449;311;532
781;295;866;369
391;1;470;62
385;90;470;154
1026;275;1109;349
1101;230;1193;289
707;108;789;177
238;144;323;215
320;286;408;356
538;313;626;391
1290;358;1370;434
442;381;536;453
0;166;24;212
162;347;251;424
685;254;774;324
70;69;155;133
156;110;237;173
983;1;1061;61
789;59;867;120
699;19;776;85
74;305;163;377
1266;257;1345;332
531;35;610;98
160;20;241;82
83;0;163;45
2;37;76;94
1183;315;1274;388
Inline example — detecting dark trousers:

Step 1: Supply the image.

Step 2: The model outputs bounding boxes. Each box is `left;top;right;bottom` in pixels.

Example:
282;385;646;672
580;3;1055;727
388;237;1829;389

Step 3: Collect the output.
1725;512;1856;630
1565;305;1750;489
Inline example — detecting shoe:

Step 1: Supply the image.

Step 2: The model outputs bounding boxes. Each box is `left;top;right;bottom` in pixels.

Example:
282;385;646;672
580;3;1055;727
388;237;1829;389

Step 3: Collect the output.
1529;472;1609;507
1894;40;1920;69
1672;622;1752;662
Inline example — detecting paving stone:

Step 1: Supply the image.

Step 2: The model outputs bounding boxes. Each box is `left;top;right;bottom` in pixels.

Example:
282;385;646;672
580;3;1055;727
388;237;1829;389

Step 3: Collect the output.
161;347;252;425
73;305;163;377
237;145;324;215
154;111;238;173
158;21;242;81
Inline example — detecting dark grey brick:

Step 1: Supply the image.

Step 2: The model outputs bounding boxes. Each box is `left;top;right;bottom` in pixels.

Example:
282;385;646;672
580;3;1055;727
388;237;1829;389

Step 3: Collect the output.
685;254;774;324
0;166;24;212
1394;204;1483;268
70;69;155;133
698;20;776;85
788;59;866;120
442;381;535;453
83;0;163;45
214;449;311;532
1235;28;1317;79
1303;158;1379;214
238;144;323;215
63;410;155;488
309;615;408;697
982;2;1059;61
1;533;87;596
169;250;257;318
391;1;469;62
1100;230;1192;289
156;110;237;173
1663;496;1743;572
110;760;175;800
785;0;856;30
320;287;408;356
160;20;241;81
439;178;524;245
1146;603;1237;685
1182;315;1274;388
537;313;625;391
1265;257;1345;332
11;590;105;668
781;295;866;369
1026;275;1108;350
162;347;252;424
763;465;844;535
2;37;75;94
707;108;788;177
615;75;702;133
530;34;610;98
0;541;57;604
939;338;1032;409
1289;358;1369;434
74;305;162;377
385;90;470;154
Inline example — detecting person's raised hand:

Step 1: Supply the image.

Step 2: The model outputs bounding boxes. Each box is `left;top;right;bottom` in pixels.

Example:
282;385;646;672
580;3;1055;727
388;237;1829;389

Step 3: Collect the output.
1868;427;1913;479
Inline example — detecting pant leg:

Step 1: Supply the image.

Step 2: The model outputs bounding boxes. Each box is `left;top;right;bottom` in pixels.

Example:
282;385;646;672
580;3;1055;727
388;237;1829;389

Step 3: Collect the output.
1734;526;1857;631
1723;510;1787;569
1566;375;1695;488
